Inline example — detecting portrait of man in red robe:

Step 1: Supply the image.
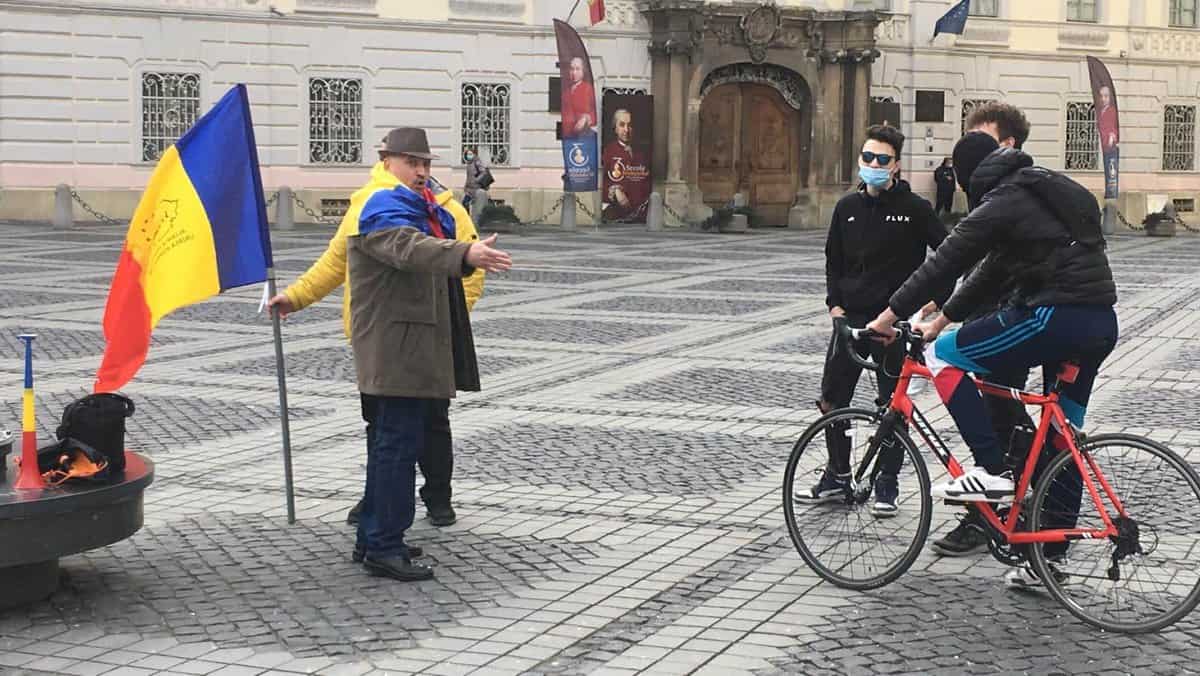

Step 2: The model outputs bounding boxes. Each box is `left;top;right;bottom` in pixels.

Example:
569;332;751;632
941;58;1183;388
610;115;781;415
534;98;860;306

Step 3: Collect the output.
561;56;597;139
601;107;651;221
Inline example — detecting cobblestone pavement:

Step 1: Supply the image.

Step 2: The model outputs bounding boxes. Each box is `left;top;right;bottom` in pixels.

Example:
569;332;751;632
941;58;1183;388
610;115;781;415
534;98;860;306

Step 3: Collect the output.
2;222;1200;675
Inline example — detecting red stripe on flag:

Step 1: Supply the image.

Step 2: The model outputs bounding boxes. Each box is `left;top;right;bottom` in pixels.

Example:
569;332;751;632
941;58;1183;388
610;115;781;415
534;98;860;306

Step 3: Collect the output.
589;0;605;24
933;366;965;403
95;250;152;393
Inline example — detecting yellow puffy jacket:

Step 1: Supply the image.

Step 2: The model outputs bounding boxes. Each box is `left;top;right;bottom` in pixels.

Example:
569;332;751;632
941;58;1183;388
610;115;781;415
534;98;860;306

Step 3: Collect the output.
282;162;484;339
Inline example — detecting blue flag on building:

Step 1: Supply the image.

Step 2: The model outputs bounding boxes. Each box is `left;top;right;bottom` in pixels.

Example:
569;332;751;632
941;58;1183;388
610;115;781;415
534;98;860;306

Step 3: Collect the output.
933;0;971;40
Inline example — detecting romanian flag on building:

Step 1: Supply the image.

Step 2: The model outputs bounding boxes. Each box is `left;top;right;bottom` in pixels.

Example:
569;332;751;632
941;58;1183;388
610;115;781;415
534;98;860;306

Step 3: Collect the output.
95;84;272;392
588;0;605;25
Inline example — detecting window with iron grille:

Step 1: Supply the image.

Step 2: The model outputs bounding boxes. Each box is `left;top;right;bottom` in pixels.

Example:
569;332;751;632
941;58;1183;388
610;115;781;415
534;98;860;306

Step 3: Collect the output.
961;98;996;135
141;72;201;162
1163;105;1196;171
1067;0;1098;22
1065;101;1099;170
308;77;363;165
1171;0;1197;27
461;82;511;165
970;0;999;16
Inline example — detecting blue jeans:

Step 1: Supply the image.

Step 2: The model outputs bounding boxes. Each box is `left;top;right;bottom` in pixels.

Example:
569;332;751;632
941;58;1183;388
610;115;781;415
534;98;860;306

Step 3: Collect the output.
356;394;430;560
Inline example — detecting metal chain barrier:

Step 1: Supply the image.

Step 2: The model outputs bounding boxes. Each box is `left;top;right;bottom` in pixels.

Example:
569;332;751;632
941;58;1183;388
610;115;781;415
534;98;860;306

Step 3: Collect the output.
1113;208;1145;232
265;191;280;207
290;193;340;225
69;189;123;225
1177;216;1200;234
524;194;567;226
572;194;597;221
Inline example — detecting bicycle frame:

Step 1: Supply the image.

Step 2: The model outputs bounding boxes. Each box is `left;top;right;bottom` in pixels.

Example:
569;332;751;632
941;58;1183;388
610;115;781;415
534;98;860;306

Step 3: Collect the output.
877;345;1128;546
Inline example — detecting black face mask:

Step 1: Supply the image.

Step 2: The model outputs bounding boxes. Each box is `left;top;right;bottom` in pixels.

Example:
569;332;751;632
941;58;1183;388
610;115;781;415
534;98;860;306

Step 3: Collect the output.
952;132;1001;208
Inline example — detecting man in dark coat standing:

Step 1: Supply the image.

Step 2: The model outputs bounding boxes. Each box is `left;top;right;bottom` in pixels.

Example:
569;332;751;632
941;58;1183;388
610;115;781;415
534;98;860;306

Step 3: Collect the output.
934;157;956;216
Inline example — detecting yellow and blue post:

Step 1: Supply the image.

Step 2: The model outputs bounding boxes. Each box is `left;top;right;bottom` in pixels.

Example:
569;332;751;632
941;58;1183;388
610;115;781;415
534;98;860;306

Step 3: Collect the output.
14;333;44;490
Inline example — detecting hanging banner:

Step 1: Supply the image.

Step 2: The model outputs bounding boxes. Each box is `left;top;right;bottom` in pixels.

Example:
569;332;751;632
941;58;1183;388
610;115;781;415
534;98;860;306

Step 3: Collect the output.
1087;56;1120;199
554;19;598;192
600;93;653;222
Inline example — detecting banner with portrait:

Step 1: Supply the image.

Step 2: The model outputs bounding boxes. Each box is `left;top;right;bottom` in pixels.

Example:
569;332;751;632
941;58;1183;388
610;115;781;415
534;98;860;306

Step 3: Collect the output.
600;93;653;223
554;19;598;192
1087;56;1120;199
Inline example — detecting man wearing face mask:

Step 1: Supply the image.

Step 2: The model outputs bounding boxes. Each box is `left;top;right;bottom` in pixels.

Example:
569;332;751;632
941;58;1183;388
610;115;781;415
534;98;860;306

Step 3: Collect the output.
867;127;1118;579
797;125;951;518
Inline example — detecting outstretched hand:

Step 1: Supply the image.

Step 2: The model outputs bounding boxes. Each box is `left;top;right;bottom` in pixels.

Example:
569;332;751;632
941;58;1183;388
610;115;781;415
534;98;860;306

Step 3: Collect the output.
465;234;513;273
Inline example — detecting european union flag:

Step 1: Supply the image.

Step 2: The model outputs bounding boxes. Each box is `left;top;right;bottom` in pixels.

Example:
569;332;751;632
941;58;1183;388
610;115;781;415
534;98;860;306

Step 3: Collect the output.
933;0;971;39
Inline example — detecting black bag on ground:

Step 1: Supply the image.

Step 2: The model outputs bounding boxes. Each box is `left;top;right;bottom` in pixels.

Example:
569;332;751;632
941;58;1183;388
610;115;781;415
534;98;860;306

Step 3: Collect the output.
56;393;134;473
1011;166;1105;248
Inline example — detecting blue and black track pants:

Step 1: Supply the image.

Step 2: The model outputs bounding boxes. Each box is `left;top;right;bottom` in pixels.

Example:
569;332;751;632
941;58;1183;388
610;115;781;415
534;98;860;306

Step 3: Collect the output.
928;305;1119;471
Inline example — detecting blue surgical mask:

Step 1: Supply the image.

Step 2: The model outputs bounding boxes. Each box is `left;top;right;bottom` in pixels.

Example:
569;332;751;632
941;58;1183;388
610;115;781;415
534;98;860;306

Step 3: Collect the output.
859;165;893;188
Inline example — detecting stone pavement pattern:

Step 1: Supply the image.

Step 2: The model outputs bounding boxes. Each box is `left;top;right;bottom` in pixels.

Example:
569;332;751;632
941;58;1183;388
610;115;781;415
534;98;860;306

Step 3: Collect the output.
1;222;1199;676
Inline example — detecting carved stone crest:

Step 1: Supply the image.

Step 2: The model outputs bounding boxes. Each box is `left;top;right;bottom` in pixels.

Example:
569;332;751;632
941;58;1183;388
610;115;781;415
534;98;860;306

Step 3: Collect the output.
740;3;782;63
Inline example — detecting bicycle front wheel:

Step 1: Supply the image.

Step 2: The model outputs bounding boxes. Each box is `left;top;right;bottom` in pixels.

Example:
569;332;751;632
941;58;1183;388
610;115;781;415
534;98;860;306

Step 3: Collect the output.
1028;433;1200;633
782;407;931;590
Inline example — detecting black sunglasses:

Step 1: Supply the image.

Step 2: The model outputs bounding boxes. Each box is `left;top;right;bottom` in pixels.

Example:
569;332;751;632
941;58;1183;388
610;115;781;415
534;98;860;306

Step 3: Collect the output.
861;151;894;166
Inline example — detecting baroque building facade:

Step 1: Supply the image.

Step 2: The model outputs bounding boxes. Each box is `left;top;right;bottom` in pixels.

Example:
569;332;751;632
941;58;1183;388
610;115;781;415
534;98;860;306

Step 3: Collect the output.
0;0;1197;227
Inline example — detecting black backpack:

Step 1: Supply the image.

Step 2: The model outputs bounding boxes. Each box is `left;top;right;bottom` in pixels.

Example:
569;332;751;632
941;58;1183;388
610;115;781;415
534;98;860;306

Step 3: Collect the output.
56;393;134;473
1011;166;1105;248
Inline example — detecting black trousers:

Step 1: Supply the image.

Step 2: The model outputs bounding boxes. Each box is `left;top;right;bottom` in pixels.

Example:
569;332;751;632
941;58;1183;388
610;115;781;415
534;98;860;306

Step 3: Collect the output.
360;397;454;509
935;190;954;215
819;313;906;476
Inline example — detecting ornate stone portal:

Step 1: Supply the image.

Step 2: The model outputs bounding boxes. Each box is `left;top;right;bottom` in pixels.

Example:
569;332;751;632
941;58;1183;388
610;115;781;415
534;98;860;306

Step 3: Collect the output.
641;1;883;227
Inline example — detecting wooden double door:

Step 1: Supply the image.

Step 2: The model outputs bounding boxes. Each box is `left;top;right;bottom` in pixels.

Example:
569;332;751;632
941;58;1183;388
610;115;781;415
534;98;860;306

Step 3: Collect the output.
698;83;803;225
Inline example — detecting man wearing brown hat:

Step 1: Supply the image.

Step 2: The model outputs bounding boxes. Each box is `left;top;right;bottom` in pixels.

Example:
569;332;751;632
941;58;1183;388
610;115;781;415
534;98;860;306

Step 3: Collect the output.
273;128;511;581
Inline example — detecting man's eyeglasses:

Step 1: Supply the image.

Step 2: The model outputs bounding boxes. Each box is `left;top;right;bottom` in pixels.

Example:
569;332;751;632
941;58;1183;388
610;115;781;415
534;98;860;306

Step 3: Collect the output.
861;151;894;166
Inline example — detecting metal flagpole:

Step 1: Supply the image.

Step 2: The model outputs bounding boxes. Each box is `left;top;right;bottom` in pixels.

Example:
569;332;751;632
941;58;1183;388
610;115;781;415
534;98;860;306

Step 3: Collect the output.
565;0;582;22
267;269;297;524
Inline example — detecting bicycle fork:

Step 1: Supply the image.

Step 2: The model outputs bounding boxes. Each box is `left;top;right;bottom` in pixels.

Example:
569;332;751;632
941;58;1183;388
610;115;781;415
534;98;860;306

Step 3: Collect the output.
846;410;905;504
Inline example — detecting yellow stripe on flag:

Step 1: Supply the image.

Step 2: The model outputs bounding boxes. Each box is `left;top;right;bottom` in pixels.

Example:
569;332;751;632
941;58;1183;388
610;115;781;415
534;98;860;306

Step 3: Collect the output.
22;389;34;433
126;146;222;328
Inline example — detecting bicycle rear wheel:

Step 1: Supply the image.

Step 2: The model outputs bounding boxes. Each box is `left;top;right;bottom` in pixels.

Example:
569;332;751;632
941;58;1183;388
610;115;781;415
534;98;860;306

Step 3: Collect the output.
1028;433;1200;633
782;407;931;590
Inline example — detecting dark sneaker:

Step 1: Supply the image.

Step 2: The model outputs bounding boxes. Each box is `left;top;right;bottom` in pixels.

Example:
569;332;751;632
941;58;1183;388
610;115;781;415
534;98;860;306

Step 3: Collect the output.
346;498;364;526
795;470;851;504
1005;561;1068;590
427;504;457;527
930;512;989;557
871;474;899;518
353;543;422;563
363;556;434;582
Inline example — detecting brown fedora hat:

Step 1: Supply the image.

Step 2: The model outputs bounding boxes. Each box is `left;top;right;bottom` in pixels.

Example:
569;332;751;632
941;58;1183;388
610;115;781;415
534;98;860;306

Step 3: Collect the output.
377;127;439;160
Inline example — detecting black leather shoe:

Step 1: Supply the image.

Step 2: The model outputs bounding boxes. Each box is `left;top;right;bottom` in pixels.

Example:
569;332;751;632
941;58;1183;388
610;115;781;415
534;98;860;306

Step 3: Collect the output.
346;499;364;526
427;504;457;527
353;544;422;563
362;556;434;581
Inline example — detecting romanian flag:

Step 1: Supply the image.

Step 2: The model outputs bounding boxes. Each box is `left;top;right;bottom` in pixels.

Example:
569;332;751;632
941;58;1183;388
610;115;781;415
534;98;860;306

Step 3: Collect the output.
588;0;605;25
95;84;272;392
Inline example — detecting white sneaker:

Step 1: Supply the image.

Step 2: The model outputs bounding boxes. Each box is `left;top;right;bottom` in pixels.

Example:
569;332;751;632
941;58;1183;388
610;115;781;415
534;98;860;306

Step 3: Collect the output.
930;467;1014;503
1005;563;1068;590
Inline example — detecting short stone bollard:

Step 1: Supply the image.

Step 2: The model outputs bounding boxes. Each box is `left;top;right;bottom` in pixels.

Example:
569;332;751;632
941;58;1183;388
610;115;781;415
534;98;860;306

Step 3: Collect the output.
561;192;577;230
275;186;295;230
54;184;73;228
647;192;664;232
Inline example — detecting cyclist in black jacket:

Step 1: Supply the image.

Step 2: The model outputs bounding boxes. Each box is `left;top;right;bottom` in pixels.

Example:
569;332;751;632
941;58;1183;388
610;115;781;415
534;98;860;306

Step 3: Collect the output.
866;133;1118;506
797;125;951;518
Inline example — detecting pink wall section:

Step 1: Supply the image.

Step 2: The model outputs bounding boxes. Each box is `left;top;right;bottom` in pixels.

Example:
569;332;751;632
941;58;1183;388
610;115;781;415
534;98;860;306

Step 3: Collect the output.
0;163;573;192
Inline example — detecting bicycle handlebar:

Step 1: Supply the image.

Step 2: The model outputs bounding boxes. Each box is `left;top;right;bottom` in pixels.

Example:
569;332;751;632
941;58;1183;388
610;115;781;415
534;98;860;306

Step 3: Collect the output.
833;317;922;373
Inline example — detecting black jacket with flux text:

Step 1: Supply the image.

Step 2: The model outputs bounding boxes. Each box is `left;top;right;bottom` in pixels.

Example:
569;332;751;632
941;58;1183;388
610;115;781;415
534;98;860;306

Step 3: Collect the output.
825;179;952;316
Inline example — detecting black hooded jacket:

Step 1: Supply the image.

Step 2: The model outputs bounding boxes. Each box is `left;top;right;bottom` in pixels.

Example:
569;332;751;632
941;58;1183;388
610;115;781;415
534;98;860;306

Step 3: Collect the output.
889;148;1117;321
825;179;951;316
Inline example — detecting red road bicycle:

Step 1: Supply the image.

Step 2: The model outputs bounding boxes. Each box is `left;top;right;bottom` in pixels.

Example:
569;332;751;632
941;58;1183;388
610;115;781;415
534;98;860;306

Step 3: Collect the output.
783;320;1200;633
